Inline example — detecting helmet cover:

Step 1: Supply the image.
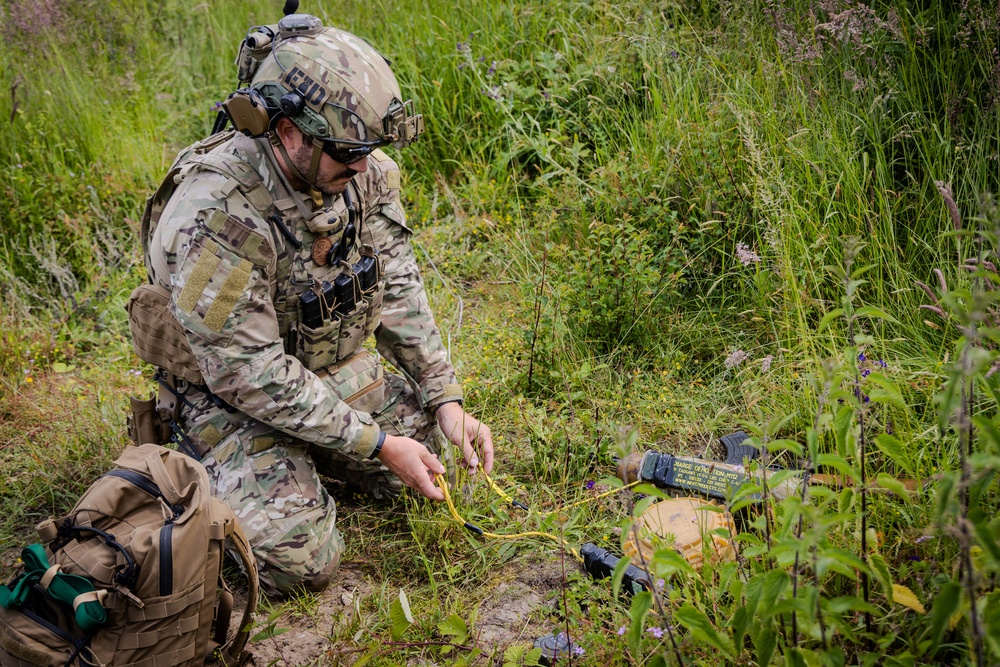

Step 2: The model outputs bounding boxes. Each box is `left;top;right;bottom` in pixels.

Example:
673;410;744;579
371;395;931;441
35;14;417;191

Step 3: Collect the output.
251;18;416;147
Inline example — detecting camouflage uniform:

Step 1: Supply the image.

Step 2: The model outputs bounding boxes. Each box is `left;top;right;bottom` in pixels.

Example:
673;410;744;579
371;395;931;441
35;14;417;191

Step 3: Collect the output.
145;127;462;594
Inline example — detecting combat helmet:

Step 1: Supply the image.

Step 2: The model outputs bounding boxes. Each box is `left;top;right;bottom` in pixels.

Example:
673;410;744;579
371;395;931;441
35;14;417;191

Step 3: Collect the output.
224;13;423;186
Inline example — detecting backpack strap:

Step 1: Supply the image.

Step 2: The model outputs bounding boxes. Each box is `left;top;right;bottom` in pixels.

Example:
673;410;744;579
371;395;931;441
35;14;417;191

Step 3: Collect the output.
186;153;275;216
209;498;258;666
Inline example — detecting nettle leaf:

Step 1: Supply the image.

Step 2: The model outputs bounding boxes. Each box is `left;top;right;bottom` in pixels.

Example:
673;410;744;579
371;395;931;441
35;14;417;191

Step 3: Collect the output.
876;473;911;501
728;605;750;652
744;572;765;617
759;568;790;622
891;585;925;614
651;546;696;579
612;552;635;598
873;434;913;477
864;374;905;408
818;308;845;333
972;517;1000;568
756;626;777;667
982;590;1000;658
503;644;524;664
390;589;414;640
765;438;804;457
853;306;898;323
927;581;961;653
972;415;1000;457
826;595;879;614
816;453;861;485
438;614;468;639
626;592;653;657
868;553;893;601
675;605;735;657
833;407;857;458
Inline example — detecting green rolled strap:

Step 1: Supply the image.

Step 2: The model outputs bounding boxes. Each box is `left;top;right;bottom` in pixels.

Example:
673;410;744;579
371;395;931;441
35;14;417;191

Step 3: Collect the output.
0;543;108;631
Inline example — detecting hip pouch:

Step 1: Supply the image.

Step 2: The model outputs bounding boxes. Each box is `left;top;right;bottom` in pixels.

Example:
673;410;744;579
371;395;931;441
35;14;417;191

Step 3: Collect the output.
127;283;204;385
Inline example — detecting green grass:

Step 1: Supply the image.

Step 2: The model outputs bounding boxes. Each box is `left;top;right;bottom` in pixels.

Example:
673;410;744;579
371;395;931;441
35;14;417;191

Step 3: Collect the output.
1;0;999;664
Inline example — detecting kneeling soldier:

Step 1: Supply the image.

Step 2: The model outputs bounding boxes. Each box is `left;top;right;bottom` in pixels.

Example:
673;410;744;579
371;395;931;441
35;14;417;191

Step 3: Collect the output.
131;13;494;595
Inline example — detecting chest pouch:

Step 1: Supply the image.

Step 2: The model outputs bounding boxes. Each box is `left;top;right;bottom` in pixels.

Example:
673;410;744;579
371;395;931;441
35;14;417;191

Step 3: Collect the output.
294;282;340;372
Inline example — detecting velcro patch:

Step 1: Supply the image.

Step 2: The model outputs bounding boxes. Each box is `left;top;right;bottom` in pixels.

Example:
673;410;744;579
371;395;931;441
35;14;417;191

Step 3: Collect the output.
198;208;273;268
176;237;255;335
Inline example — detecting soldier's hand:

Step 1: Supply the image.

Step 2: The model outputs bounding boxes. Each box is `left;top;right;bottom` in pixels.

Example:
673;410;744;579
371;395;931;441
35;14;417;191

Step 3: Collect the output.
377;434;445;501
435;403;495;474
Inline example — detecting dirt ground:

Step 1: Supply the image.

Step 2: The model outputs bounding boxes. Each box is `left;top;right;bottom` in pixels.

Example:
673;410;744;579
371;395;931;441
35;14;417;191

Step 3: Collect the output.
247;557;568;666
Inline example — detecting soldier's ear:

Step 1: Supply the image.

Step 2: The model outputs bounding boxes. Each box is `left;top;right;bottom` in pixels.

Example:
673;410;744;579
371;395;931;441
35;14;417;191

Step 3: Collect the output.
274;117;306;152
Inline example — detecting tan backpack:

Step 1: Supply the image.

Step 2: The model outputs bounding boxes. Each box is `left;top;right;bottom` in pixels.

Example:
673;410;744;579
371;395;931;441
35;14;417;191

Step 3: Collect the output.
0;444;258;667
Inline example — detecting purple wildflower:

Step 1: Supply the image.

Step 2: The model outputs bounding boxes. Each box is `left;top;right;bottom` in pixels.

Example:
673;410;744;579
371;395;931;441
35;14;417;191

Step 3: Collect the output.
736;242;761;266
617;626;626;636
573;645;585;656
585;480;596;490
858;352;866;362
877;359;888;368
761;355;774;373
724;349;748;369
487;60;497;76
647;627;664;639
542;90;551;100
861;368;871;377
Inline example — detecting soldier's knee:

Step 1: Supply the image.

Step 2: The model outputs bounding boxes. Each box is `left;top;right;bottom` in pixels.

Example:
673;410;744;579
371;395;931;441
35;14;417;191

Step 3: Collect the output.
298;555;341;592
260;539;342;596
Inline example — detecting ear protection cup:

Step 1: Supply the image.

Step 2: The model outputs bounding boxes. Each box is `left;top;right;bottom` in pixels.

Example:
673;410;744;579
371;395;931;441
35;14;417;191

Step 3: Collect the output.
222;88;274;137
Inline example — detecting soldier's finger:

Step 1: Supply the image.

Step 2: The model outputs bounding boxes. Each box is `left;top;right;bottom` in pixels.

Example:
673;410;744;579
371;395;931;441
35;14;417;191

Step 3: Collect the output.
458;429;478;471
419;447;446;475
415;451;445;500
476;424;494;474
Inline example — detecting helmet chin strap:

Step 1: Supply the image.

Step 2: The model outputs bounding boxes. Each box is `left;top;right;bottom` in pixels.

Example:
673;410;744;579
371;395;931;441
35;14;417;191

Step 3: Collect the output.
267;131;325;184
259;134;319;221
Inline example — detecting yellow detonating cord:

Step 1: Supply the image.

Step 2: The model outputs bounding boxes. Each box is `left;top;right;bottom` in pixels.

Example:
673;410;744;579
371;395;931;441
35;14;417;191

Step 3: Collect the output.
539;480;641;515
434;470;640;564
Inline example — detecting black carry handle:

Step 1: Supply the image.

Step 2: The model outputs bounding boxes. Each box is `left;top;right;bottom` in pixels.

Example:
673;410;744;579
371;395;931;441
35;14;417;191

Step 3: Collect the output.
56;525;138;589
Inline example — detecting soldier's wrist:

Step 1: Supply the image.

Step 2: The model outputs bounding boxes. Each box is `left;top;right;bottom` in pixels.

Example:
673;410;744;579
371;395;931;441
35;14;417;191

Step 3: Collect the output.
432;398;463;414
366;431;386;460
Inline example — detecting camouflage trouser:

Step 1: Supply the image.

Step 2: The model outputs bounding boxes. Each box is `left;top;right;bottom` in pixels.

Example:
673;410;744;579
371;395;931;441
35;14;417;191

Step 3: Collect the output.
200;373;441;596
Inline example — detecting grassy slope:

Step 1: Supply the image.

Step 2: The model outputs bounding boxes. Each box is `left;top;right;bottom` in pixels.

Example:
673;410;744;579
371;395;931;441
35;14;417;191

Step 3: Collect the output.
1;0;999;664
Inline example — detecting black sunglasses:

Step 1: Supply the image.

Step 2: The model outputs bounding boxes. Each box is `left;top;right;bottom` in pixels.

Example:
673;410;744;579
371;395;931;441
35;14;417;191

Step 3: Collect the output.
320;140;386;165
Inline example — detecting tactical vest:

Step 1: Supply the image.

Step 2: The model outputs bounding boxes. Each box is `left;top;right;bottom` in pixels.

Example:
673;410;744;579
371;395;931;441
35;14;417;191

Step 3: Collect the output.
128;131;388;448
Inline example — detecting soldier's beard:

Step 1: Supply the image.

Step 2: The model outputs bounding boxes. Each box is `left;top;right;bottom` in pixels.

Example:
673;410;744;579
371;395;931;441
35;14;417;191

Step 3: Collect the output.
291;143;358;196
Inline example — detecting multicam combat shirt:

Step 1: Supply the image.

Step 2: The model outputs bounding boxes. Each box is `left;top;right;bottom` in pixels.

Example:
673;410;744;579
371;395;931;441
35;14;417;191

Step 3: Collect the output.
145;132;462;458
